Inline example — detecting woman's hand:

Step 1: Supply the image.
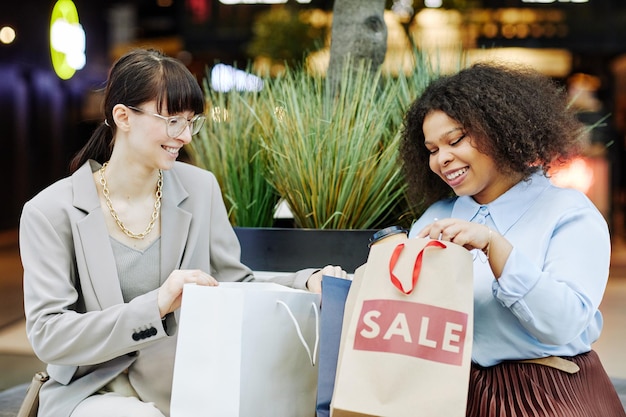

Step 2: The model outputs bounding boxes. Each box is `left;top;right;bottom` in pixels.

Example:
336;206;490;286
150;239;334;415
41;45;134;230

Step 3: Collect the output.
157;269;218;317
417;218;491;253
418;218;512;278
306;265;347;293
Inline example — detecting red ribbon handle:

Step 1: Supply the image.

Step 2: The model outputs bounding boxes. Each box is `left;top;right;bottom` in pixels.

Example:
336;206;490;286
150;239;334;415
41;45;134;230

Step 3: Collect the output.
389;240;447;294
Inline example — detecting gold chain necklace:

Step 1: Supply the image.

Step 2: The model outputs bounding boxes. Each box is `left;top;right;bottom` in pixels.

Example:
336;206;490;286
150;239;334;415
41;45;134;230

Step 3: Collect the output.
99;162;163;239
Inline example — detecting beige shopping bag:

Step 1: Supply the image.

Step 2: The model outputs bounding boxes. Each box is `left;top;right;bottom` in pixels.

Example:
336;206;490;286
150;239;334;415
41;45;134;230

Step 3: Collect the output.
331;238;474;417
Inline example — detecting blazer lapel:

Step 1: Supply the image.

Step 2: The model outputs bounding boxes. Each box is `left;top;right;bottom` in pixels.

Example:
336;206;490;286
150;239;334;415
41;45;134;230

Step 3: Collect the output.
73;161;124;309
160;168;191;285
72;162;193;306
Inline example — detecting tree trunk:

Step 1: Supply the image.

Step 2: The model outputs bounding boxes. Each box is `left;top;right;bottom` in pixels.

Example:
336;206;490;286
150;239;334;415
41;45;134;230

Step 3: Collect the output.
327;0;387;88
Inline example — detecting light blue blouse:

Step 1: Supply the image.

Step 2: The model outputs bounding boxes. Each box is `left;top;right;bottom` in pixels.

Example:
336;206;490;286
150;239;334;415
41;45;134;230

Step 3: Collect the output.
408;172;611;367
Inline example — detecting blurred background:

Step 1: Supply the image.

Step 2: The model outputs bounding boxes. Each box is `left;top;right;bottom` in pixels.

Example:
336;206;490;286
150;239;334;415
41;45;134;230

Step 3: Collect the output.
2;0;626;234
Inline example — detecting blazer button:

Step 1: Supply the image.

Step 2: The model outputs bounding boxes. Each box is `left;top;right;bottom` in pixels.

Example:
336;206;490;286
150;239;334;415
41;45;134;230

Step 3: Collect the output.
132;326;157;341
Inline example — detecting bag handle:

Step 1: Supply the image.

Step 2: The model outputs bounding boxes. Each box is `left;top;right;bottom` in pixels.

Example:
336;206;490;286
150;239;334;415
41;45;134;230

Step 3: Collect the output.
276;300;319;367
389;240;446;295
17;371;49;417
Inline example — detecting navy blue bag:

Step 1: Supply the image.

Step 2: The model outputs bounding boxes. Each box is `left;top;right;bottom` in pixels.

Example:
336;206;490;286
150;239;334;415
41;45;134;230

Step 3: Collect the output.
316;275;352;417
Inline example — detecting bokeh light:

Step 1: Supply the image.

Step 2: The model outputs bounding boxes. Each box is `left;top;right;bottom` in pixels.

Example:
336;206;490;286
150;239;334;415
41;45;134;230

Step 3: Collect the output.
0;26;16;44
50;0;86;80
210;64;264;92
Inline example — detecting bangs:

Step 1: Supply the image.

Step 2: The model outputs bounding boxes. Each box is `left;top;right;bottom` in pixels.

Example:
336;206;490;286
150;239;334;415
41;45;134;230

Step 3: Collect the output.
156;60;205;115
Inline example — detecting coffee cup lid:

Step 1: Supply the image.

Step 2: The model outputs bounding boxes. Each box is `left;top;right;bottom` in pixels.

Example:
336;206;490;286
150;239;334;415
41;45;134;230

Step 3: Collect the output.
368;226;408;247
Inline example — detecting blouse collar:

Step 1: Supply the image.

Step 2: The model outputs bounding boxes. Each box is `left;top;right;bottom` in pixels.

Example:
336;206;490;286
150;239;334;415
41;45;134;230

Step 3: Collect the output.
451;172;551;234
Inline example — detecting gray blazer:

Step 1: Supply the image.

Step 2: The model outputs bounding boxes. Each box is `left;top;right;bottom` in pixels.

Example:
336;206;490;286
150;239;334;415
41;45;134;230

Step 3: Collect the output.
20;160;312;417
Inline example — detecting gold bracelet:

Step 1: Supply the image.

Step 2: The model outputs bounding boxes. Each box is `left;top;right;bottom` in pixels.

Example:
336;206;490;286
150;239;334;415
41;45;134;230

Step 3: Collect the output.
482;228;492;259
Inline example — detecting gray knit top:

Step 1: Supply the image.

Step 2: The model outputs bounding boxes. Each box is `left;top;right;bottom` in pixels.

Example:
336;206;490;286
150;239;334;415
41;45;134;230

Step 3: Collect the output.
110;237;161;303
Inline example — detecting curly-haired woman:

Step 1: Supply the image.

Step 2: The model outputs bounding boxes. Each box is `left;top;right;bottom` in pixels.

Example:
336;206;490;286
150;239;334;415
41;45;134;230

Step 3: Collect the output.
400;62;625;417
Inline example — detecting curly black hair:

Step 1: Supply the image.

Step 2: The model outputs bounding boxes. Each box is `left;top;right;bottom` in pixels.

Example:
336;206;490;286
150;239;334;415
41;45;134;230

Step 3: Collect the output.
399;62;585;209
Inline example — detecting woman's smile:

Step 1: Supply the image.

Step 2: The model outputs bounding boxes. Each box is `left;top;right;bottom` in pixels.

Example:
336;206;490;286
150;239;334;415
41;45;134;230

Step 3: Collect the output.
443;166;469;186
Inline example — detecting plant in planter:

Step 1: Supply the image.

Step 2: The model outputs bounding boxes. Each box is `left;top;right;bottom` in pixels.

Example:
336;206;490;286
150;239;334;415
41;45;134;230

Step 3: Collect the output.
186;53;441;271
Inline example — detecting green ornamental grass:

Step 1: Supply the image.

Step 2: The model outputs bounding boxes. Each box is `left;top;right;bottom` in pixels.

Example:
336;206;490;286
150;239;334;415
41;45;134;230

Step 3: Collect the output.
188;52;442;229
186;78;280;227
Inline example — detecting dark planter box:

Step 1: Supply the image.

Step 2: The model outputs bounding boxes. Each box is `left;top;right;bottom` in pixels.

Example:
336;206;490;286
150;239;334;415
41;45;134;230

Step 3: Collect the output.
234;227;377;273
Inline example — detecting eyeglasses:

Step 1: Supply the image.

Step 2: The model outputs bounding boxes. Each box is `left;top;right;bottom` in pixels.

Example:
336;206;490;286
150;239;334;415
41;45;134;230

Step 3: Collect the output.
127;105;206;138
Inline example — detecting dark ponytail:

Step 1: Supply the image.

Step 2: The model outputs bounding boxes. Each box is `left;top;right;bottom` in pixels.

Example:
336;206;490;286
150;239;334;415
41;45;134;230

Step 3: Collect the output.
69;122;113;173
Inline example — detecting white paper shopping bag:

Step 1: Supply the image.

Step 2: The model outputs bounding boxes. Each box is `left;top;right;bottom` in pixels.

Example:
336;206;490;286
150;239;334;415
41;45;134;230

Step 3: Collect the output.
171;282;320;417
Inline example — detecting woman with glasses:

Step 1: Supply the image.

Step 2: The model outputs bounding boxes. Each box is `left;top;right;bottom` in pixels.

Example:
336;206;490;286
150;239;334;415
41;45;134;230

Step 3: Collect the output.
400;62;625;417
19;48;344;417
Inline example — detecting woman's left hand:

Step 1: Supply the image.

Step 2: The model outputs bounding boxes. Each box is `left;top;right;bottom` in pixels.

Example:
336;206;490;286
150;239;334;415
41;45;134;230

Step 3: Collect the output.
306;265;347;293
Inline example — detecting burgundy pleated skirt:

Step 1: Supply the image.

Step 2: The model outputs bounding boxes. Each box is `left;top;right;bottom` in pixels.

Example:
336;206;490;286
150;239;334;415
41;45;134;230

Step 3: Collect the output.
466;350;625;417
